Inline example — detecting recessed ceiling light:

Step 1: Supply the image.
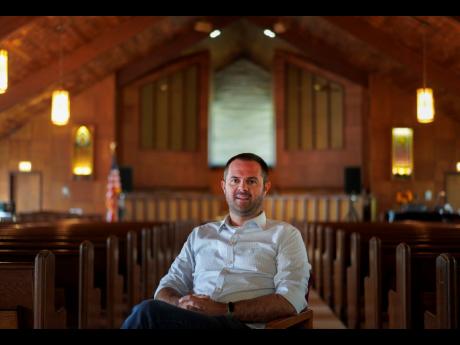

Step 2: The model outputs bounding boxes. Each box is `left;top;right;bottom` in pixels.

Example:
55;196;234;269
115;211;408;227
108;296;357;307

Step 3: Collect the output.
209;29;221;38
263;29;276;38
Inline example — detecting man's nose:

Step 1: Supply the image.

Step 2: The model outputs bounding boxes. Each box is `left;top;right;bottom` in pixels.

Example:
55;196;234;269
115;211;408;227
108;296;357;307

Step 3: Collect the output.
237;180;249;190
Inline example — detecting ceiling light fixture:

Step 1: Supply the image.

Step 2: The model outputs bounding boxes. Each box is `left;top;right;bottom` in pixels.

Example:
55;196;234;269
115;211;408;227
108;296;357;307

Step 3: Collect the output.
416;29;434;124
51;23;70;126
263;29;276;38
0;49;8;94
209;29;221;38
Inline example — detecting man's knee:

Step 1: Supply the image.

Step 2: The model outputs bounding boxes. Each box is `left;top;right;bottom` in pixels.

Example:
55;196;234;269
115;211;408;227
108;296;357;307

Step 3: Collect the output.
132;299;174;317
122;299;170;328
133;299;159;314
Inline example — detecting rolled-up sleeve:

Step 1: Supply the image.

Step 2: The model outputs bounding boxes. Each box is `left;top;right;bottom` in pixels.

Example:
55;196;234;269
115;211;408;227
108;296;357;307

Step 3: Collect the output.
153;230;196;298
274;225;310;313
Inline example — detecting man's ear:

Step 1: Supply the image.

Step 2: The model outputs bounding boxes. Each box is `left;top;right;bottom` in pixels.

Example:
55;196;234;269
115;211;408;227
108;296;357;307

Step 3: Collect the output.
264;181;271;196
221;179;226;194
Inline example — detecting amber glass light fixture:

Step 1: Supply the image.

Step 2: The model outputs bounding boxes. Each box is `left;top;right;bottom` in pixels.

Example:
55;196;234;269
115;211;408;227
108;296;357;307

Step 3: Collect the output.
51;89;70;126
51;24;70;126
0;49;7;94
417;30;434;124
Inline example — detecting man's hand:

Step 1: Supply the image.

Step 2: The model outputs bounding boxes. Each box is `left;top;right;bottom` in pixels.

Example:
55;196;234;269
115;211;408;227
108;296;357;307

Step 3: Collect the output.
178;294;227;316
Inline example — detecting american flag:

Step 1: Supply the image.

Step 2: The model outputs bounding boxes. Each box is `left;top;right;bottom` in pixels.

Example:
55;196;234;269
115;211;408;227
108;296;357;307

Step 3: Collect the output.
106;144;122;222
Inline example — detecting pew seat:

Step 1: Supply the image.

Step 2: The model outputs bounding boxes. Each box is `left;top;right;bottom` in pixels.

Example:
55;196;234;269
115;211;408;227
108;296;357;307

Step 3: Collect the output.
0;309;18;329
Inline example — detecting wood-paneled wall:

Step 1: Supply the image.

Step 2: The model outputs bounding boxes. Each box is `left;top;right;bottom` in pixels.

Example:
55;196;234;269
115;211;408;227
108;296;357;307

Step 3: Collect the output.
119;52;210;191
285;62;344;151
272;51;364;190
119;50;365;195
0;76;116;214
368;75;460;215
8;49;456;218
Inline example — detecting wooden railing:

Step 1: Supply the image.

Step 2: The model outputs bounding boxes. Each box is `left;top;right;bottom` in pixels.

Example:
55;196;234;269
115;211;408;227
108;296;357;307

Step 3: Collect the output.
123;192;364;222
264;194;363;222
123;193;223;222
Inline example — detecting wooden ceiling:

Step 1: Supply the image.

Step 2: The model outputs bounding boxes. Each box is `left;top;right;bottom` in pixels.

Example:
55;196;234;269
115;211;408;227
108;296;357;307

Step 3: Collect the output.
1;16;460;139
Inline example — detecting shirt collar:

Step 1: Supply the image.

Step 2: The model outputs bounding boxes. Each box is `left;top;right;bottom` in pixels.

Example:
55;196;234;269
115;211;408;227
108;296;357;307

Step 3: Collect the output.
218;211;267;232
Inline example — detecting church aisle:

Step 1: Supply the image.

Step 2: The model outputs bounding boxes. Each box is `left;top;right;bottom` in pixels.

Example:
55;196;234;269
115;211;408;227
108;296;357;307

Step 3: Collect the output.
308;289;347;329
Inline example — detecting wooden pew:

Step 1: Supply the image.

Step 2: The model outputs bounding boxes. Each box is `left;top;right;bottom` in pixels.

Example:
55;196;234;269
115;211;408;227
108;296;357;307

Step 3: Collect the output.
346;232;364;329
0;222;156;328
79;240;104;329
0;247;79;327
387;244;460;329
313;224;325;297
0;250;66;328
307;221;460;328
0;220;197;328
78;236;126;329
333;229;348;320
141;228;155;300
424;252;460;329
127;231;141;308
106;235;125;328
363;236;460;329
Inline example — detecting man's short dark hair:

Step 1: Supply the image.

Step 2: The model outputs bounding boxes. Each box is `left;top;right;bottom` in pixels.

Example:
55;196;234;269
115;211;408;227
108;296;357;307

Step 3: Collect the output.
223;153;269;183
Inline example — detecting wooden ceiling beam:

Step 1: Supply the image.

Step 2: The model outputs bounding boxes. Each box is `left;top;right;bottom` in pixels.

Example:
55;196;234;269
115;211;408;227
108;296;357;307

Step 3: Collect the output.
0;16;165;114
246;16;368;86
322;16;460;98
0;16;40;40
117;16;240;87
448;16;460;25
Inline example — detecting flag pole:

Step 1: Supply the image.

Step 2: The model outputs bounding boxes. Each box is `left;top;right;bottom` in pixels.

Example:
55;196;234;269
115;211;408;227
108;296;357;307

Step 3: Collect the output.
106;141;122;222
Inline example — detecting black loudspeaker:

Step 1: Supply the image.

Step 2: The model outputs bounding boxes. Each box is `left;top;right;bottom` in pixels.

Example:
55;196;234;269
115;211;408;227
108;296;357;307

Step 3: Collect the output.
119;166;133;193
344;167;361;195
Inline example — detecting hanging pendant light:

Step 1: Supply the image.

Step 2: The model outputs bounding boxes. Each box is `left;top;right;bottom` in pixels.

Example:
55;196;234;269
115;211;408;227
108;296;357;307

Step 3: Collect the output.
0;49;8;94
51;23;70;126
417;30;434;124
51;89;70;125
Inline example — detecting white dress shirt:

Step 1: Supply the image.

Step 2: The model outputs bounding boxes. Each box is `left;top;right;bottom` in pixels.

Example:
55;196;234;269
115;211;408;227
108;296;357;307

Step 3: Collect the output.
154;211;310;326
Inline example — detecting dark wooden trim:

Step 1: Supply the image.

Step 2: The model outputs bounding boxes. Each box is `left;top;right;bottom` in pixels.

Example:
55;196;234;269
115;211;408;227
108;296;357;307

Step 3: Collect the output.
247;16;368;87
117;17;238;87
0;16;40;40
0;16;164;114
322;16;460;99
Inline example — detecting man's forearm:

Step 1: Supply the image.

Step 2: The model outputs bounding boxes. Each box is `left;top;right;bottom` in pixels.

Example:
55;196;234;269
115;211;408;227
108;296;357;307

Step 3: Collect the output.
232;294;296;323
154;287;182;306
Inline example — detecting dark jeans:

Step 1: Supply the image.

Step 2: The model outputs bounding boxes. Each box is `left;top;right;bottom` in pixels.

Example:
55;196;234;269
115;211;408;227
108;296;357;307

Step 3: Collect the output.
121;299;249;329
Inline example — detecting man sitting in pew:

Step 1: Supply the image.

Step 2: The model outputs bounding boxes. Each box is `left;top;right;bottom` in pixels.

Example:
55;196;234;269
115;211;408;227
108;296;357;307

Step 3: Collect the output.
121;153;310;329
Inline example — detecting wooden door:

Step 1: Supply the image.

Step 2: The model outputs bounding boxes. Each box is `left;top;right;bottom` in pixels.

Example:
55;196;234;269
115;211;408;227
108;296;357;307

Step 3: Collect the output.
445;173;460;212
10;172;42;213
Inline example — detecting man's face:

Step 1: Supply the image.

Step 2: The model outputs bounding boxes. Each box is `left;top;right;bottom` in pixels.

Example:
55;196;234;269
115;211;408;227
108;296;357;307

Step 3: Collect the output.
221;159;271;218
